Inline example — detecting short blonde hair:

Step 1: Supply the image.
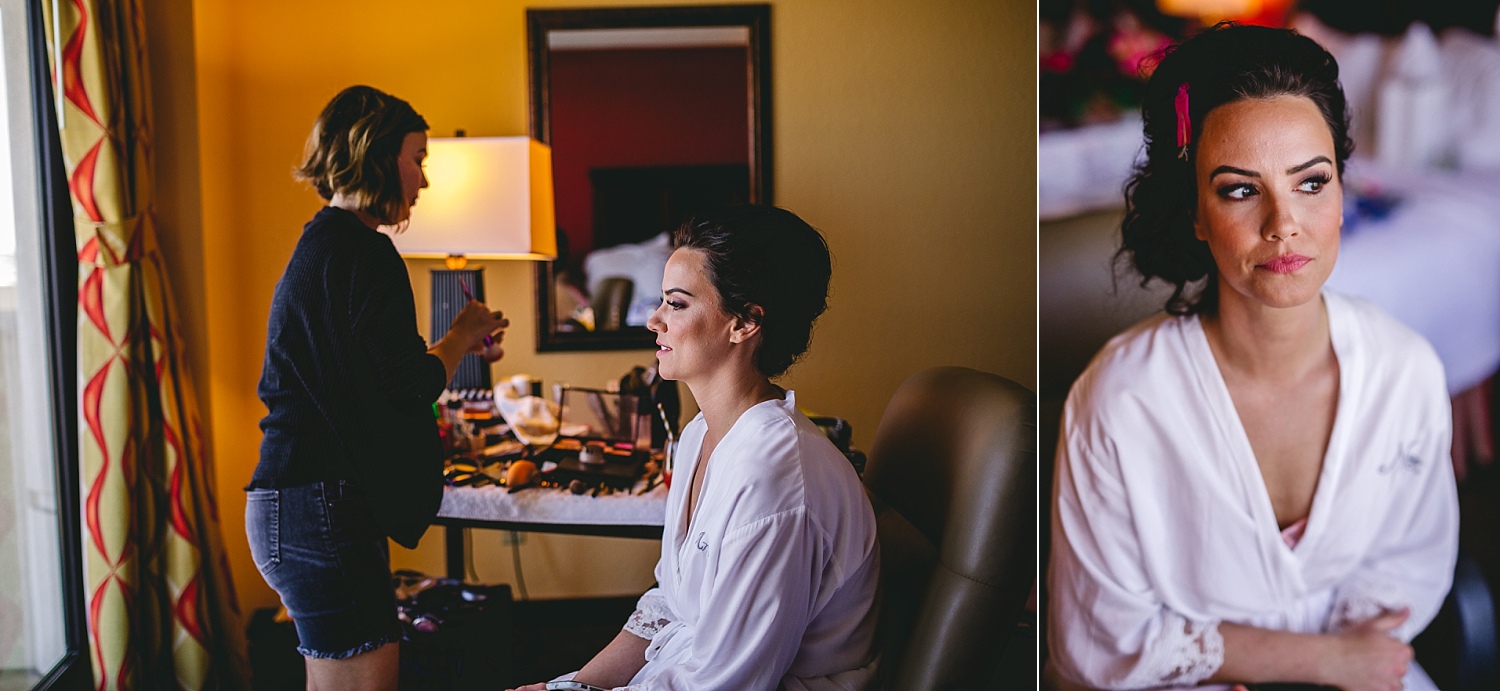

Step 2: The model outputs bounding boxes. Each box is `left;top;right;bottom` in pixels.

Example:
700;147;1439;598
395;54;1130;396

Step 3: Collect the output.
295;85;428;226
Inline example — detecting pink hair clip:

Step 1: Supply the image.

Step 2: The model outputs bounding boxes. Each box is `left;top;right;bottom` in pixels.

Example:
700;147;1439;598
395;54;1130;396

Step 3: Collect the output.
1175;83;1191;160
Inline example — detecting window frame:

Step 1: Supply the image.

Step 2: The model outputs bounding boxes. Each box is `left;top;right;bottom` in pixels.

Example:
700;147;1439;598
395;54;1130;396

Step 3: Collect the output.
25;0;89;687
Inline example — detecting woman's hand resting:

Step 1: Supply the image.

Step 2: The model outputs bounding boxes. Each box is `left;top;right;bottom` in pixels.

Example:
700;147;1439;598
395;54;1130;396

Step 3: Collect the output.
505;630;648;691
1318;608;1413;691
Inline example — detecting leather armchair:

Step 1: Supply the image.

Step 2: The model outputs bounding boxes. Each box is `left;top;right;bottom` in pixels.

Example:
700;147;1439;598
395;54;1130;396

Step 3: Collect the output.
808;416;867;475
863;367;1036;690
1414;549;1498;691
590;276;633;331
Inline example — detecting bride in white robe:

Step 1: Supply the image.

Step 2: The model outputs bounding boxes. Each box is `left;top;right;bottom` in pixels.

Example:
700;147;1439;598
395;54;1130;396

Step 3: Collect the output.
508;207;879;691
1050;291;1457;690
622;389;879;690
1048;24;1459;691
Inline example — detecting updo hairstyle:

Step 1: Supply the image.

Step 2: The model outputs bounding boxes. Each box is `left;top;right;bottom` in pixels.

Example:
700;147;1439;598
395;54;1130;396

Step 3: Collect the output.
1119;23;1354;315
673;206;832;378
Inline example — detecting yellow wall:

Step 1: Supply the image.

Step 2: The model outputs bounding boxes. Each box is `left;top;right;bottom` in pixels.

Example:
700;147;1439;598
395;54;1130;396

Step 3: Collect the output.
185;0;1035;618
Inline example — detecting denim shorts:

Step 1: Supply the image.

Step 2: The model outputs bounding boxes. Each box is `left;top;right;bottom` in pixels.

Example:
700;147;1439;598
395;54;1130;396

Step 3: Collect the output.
245;479;400;659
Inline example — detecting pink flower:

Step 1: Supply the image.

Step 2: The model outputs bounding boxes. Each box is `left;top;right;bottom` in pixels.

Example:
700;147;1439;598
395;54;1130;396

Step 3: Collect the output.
1041;51;1075;73
1108;15;1172;78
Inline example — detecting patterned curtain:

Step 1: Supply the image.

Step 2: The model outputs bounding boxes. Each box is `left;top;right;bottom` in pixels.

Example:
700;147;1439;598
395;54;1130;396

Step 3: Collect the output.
42;0;249;688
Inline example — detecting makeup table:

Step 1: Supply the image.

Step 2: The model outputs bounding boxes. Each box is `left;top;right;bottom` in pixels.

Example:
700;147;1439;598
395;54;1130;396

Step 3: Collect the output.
433;477;668;579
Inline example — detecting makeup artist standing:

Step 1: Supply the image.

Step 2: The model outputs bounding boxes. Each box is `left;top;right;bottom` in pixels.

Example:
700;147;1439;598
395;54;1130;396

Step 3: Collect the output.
245;85;507;690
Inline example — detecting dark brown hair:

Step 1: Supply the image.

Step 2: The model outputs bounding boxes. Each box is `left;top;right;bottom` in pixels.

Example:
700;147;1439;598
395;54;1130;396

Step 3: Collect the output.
1118;23;1354;315
294;85;428;227
674;206;832;378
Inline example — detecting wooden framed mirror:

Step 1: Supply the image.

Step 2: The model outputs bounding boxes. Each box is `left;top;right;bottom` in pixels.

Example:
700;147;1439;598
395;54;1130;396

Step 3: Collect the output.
527;5;772;352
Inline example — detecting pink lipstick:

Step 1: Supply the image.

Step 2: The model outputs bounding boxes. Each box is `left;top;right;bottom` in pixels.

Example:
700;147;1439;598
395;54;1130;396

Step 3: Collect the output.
1259;254;1311;274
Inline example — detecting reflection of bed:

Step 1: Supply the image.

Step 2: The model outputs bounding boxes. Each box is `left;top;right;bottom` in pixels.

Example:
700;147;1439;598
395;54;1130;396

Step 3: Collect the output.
584;232;671;327
590;276;634;331
1329;161;1500;393
584;164;749;327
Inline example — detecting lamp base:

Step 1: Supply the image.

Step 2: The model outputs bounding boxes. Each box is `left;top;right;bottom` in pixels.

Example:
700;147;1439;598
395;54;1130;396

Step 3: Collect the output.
431;268;491;390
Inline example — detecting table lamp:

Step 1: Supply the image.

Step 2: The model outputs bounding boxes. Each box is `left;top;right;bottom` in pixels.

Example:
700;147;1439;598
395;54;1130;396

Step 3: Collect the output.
387;136;557;390
1158;0;1290;23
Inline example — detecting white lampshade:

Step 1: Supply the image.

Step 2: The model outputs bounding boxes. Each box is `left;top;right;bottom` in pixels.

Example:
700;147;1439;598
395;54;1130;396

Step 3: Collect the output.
387;136;557;260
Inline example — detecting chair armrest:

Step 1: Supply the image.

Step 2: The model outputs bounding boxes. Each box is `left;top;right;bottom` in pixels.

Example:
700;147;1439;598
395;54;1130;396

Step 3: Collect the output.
1415;549;1497;691
1451;550;1497;690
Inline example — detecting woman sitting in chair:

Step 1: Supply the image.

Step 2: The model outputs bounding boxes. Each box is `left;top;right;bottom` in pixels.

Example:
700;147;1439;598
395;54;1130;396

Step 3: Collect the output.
510;206;879;691
1047;24;1458;691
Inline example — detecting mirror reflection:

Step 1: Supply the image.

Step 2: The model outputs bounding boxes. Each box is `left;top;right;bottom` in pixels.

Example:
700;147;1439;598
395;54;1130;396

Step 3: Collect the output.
530;8;770;351
550;27;749;333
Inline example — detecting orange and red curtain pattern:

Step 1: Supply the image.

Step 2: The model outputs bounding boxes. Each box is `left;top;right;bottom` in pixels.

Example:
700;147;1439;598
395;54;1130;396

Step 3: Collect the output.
43;0;248;688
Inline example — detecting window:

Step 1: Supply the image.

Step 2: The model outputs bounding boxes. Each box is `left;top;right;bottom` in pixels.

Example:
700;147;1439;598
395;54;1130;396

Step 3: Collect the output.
0;1;87;689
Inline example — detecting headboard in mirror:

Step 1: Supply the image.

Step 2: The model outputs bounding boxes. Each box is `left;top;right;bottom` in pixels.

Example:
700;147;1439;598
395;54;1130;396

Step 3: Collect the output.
527;5;772;352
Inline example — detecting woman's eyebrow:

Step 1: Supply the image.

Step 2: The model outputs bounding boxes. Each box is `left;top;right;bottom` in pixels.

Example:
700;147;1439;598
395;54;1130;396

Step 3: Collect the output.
1209;165;1259;181
665;288;694;297
1286;156;1332;174
1209;156;1332;182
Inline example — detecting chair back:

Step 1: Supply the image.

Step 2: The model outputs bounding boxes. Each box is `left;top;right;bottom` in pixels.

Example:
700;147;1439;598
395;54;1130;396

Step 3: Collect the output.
1413;549;1498;691
808;416;867;475
591;277;633;331
863;367;1035;690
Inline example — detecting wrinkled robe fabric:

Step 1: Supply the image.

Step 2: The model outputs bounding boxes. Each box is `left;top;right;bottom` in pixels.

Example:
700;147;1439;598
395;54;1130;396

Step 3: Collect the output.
1049;291;1458;690
621;390;880;691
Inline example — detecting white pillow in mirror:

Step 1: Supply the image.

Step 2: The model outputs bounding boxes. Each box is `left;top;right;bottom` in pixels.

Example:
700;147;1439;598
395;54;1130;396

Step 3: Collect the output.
584;232;674;328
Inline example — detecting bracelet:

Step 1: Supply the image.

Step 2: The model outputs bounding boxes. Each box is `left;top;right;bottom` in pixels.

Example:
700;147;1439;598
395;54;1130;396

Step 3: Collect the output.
545;682;610;691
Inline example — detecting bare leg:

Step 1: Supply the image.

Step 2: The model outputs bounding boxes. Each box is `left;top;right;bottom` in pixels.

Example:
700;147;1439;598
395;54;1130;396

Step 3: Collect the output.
304;641;399;691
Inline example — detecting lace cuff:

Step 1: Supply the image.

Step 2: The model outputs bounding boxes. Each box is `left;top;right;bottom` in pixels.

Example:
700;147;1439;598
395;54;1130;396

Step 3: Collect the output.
1130;616;1224;688
623;589;673;640
1329;584;1409;637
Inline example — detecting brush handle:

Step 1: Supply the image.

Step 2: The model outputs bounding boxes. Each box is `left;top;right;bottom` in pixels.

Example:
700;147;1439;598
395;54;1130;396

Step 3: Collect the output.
458;277;495;348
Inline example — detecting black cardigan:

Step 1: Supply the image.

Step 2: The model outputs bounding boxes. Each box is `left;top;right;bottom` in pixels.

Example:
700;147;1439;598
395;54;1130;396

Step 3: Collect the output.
250;206;448;548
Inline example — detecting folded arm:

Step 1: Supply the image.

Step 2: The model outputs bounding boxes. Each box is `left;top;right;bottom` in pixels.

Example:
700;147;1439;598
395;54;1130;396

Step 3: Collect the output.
1209;616;1413;690
1326;417;1458;643
1049;384;1456;691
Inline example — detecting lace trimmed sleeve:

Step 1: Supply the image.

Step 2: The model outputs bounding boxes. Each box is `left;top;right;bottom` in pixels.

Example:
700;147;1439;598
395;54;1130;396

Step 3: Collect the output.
622;588;673;640
1124;615;1225;688
1328;578;1415;637
1051;416;1228;689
